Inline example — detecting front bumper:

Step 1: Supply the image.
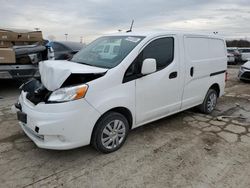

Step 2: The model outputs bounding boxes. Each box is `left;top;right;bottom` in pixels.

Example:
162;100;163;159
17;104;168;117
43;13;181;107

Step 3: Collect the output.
238;68;250;81
16;92;100;150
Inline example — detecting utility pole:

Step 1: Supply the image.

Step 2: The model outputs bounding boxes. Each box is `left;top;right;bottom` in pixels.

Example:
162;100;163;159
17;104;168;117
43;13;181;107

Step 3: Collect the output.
65;33;68;41
80;36;83;43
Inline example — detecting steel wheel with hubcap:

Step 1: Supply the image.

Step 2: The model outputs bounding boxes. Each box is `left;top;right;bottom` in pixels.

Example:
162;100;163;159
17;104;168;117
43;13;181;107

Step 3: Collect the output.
101;120;126;150
199;88;218;114
207;92;217;113
92;112;129;153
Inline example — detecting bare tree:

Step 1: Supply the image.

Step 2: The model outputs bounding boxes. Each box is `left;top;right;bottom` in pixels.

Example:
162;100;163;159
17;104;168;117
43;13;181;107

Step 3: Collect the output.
226;39;250;47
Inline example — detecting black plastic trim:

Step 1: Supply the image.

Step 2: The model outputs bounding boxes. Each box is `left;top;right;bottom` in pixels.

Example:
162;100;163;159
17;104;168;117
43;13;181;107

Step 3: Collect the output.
15;103;22;111
17;111;27;124
190;67;194;77
35;126;39;133
169;71;178;79
210;70;226;77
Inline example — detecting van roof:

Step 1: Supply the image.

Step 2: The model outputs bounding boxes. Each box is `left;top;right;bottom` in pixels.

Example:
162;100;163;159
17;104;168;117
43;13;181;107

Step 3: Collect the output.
106;31;225;40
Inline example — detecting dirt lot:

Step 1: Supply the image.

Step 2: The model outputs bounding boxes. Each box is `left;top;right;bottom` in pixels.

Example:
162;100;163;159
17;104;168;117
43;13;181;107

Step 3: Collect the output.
0;67;250;188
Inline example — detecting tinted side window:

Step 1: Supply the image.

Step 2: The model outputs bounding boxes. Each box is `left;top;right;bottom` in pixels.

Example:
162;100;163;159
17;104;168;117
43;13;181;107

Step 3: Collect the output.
142;37;174;70
123;54;142;83
123;37;174;83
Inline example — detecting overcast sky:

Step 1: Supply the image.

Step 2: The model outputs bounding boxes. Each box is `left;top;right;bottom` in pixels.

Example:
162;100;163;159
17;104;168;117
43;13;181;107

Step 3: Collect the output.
0;0;250;42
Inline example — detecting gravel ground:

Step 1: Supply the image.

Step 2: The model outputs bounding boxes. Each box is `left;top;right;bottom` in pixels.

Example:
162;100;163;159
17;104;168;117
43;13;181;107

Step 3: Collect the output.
0;67;250;188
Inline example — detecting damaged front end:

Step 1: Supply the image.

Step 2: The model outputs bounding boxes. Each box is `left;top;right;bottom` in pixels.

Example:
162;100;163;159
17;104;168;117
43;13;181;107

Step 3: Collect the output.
20;60;108;105
21;72;105;105
20;78;51;105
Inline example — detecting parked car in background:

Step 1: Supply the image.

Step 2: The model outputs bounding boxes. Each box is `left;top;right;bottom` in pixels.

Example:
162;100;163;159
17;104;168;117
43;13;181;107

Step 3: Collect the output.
48;41;85;60
227;53;235;64
227;48;241;63
238;60;250;82
239;48;250;62
0;28;51;80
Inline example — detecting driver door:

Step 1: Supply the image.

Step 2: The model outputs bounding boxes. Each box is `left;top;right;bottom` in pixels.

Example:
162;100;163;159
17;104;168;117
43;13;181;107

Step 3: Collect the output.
135;36;182;125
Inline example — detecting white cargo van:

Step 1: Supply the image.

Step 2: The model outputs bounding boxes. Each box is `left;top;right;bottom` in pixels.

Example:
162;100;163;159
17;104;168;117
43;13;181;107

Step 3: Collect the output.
15;32;227;153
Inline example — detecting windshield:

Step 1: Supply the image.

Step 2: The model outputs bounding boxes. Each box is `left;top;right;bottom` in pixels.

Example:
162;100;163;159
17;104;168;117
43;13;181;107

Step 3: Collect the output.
71;36;145;68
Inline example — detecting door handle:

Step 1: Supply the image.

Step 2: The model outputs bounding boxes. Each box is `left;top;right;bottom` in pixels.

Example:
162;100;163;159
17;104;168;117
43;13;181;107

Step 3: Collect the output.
190;67;194;77
169;71;178;79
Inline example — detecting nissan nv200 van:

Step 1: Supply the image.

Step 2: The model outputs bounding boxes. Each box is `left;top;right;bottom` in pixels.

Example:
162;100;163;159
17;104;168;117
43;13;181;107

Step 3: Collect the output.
14;32;227;153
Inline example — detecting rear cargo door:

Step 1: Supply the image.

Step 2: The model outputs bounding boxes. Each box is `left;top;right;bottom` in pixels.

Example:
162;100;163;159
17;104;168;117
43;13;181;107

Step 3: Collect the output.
182;36;226;109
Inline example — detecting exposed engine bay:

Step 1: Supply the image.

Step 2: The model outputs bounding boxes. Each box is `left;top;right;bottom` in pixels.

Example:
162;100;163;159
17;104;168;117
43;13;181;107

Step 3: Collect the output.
21;72;105;105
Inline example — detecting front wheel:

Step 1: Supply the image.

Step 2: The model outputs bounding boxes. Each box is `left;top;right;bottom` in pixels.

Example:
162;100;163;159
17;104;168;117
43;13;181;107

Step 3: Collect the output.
199;89;218;114
91;112;129;153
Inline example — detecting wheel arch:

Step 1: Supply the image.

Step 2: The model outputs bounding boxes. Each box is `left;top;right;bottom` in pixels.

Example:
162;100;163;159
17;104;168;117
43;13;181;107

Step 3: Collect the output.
209;83;220;97
90;106;133;144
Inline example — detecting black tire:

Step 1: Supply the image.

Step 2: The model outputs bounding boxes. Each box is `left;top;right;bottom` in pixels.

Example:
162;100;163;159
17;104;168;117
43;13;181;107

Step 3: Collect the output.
91;112;129;153
199;89;218;114
240;79;250;83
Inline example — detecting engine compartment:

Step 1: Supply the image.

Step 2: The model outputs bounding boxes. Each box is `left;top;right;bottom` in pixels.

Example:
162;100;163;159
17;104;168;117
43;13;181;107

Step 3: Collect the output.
21;78;51;105
22;72;105;105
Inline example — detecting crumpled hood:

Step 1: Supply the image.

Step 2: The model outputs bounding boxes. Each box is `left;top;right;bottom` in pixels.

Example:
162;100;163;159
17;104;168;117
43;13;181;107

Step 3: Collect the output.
39;60;108;91
243;61;250;69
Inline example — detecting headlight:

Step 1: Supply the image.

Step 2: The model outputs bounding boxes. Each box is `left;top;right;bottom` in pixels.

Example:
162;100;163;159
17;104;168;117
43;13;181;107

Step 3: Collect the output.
48;84;88;102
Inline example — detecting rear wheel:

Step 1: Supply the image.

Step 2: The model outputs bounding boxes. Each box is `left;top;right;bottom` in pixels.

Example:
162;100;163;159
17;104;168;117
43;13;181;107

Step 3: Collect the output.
91;112;129;153
199;89;218;114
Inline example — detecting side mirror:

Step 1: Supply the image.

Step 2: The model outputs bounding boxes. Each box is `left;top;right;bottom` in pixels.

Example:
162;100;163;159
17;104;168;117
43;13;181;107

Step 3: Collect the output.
141;58;157;75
